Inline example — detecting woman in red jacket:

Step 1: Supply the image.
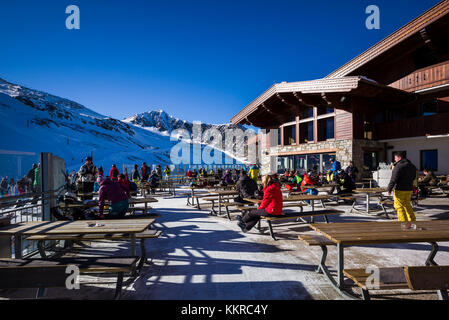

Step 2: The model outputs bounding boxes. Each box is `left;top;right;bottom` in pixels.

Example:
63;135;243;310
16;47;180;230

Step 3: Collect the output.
237;175;283;233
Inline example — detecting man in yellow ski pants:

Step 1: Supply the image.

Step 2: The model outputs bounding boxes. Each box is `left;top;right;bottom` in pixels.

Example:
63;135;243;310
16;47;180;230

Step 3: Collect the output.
387;151;417;222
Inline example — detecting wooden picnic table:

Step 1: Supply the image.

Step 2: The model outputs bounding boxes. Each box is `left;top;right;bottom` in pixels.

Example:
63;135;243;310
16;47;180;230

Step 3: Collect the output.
0;219;155;259
353;188;388;214
129;197;158;215
207;190;239;215
308;220;449;299
362;178;375;188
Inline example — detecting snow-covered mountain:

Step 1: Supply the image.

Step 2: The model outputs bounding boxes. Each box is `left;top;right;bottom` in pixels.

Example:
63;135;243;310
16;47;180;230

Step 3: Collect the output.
124;110;244;136
0;77;245;179
124;110;251;158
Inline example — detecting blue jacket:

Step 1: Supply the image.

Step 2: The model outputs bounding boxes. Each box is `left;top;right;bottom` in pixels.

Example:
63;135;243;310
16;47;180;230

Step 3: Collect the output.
332;161;341;176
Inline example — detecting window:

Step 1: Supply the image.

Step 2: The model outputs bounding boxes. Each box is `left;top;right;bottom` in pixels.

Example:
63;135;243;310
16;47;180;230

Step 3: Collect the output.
294;155;307;175
299;122;314;143
420;149;438;171
300;107;314;119
363;120;373;140
276;153;336;174
317;106;334;116
277;128;281;146
420;100;437;116
318;117;335;141
283;125;296;145
363;152;378;171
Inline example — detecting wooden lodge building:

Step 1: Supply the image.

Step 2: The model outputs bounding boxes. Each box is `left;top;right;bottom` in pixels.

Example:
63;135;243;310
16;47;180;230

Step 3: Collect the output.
231;0;449;176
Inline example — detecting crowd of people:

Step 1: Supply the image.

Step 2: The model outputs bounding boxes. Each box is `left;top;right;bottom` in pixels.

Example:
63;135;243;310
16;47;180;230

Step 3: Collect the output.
280;158;358;196
61;158;174;218
0;163;41;197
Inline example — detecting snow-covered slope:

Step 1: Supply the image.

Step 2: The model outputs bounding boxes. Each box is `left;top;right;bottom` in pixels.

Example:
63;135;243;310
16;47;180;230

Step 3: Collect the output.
0;77;242;179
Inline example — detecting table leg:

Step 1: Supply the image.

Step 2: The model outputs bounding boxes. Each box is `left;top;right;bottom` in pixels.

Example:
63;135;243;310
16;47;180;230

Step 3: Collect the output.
218;195;222;215
366;194;370;213
14;235;22;259
130;234;136;256
426;242;439;266
337;243;344;288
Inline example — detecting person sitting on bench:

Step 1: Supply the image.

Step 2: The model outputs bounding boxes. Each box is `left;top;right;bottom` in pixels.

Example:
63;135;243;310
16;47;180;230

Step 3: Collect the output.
418;168;438;197
98;176;130;218
234;170;258;204
118;174;131;198
148;170;159;195
329;170;355;195
236;175;283;233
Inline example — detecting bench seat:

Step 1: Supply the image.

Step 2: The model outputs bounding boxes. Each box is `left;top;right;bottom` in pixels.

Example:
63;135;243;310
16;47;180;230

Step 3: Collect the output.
343;266;449;300
26;230;162;273
298;234;335;246
0;256;139;299
257;209;344;241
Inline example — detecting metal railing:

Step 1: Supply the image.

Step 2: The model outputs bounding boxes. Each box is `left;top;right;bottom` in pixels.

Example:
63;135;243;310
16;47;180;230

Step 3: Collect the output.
0;186;66;258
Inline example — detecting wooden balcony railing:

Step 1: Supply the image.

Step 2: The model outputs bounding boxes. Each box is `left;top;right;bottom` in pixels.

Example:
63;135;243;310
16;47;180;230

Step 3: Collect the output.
375;112;449;140
389;61;449;92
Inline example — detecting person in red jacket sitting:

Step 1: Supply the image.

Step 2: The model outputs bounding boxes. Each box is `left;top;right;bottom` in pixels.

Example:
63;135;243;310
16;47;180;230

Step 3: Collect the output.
117;174;131;198
237;175;283;233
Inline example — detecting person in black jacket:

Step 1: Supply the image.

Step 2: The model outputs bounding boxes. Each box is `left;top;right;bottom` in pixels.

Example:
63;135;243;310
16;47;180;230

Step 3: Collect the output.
418;168;438;197
387;151;417;222
234;171;258;204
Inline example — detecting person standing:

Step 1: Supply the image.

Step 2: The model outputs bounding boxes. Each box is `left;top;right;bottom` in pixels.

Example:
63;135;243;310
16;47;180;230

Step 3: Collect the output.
330;158;341;178
109;164;119;181
164;165;171;179
249;163;260;183
236;175;283;233
387;151;417;222
345;161;359;183
0;178;8;197
140;162;150;182
131;164;141;183
156;165;162;178
78;157;98;200
27;164;37;193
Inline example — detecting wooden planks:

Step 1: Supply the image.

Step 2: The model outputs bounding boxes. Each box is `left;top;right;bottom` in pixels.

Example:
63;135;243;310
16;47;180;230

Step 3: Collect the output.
343;267;409;290
262;209;344;221
0;219;155;236
310;220;449;245
298;234;335;246
405;266;449;291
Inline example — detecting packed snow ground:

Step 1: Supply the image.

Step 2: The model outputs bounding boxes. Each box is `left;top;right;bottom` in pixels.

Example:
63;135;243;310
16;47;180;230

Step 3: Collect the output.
1;190;448;300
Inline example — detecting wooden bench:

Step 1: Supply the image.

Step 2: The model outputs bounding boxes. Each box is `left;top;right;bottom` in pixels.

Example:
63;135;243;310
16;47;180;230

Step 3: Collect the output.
26;229;162;274
258;209;344;241
0;256;139;299
343;266;449;300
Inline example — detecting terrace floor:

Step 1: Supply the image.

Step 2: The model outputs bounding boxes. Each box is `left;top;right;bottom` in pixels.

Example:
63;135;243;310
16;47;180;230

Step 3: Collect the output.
1;190;449;300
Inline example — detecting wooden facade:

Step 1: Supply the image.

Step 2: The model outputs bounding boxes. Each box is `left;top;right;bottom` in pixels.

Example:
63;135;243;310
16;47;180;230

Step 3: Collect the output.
389;61;449;92
231;1;449;173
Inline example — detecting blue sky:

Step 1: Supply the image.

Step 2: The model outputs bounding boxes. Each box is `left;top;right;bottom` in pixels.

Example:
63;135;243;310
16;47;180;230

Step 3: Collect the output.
0;0;441;124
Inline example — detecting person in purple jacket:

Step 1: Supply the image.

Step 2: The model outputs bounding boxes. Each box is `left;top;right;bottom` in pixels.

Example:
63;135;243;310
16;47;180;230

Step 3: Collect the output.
98;176;129;218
